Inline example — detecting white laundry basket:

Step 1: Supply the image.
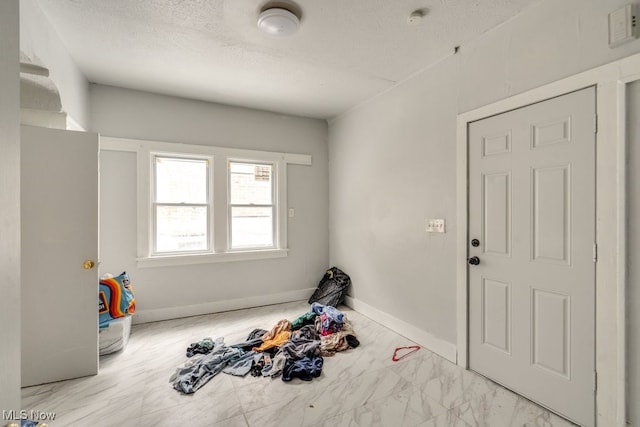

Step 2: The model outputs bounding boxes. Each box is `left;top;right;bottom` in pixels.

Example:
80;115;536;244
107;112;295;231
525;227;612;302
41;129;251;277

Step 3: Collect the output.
99;315;132;355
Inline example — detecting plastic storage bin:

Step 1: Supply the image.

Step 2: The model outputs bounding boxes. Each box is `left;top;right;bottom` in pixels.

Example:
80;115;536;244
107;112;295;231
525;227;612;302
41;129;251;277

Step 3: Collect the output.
99;315;132;355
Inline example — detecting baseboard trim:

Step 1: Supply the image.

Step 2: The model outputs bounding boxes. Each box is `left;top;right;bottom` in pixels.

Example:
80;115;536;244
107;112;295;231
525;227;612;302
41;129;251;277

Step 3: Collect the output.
344;295;457;364
133;288;316;324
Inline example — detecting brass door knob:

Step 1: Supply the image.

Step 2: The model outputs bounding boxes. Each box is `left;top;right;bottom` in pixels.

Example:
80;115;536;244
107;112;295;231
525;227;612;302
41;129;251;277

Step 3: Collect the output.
83;260;95;269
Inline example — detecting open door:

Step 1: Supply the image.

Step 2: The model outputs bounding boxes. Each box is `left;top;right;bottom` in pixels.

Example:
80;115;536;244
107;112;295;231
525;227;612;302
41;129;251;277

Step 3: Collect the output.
21;125;99;386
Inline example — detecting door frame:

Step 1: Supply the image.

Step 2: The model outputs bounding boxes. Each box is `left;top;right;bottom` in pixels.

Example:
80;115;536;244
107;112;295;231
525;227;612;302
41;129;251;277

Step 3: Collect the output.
456;53;640;426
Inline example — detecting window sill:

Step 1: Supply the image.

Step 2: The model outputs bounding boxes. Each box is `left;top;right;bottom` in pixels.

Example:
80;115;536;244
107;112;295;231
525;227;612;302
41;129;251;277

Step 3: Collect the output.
136;249;288;268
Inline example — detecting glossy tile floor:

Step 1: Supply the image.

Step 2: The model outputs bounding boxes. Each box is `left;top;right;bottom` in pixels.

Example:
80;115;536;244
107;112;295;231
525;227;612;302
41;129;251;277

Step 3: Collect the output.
22;301;578;426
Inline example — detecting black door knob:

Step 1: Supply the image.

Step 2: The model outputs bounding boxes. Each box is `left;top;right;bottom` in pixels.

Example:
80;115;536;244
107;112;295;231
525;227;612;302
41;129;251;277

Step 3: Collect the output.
468;256;480;265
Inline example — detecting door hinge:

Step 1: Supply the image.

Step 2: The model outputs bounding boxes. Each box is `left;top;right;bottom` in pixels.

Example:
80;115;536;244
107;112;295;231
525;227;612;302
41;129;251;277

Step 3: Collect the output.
593;243;598;262
594;114;598;134
593;371;598;391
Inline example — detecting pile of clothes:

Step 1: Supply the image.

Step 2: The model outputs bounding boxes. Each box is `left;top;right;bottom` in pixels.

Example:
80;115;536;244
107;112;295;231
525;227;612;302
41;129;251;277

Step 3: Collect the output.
171;302;359;394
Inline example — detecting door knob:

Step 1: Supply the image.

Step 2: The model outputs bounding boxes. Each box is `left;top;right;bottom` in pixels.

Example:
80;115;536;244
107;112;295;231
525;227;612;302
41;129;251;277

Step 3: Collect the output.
83;260;95;269
468;256;480;265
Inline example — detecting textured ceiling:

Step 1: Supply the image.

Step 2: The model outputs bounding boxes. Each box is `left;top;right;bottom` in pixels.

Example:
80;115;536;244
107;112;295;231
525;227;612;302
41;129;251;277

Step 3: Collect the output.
34;0;539;119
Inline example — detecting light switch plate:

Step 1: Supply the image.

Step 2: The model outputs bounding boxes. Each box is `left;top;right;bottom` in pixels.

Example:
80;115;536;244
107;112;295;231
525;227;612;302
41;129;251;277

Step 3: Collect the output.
426;218;445;233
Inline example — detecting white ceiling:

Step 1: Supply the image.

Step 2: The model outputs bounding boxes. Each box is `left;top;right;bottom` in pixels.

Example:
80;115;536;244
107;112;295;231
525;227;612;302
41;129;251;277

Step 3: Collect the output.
34;0;540;119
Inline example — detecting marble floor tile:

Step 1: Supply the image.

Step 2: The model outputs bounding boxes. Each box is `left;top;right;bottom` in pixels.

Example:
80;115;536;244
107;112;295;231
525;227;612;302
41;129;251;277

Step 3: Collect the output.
141;368;236;415
451;387;549;427
524;409;580;427
243;391;319;427
317;382;449;427
20;301;577;427
45;391;144;427
427;365;498;410
416;411;473;427
392;350;498;411
135;389;244;426
235;374;308;413
300;367;412;424
390;350;439;384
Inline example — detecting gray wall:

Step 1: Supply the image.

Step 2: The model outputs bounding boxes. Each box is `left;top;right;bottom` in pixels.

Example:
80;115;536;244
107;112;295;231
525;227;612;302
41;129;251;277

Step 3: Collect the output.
92;84;329;321
627;81;640;425
328;0;640;360
0;0;21;413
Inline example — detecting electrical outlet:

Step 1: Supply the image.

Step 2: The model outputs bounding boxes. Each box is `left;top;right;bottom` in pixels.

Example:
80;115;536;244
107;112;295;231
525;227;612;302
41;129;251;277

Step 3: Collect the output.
426;219;445;233
288;208;295;218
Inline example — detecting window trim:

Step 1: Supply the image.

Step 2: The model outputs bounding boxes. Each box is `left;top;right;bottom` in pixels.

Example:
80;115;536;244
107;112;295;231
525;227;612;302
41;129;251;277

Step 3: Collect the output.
151;153;213;256
99;136;311;267
227;159;276;251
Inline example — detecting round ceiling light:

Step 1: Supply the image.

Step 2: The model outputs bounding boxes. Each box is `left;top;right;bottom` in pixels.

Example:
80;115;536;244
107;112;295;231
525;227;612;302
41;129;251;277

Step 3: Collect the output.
257;7;300;37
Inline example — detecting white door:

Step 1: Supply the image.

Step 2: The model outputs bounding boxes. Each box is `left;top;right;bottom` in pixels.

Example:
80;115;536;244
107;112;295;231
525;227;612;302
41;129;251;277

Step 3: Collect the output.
468;87;596;426
21;125;99;386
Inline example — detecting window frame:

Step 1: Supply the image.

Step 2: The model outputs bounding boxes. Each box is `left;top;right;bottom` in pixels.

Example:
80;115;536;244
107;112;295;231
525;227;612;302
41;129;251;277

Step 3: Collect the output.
227;160;277;251
151;153;213;256
99;137;311;267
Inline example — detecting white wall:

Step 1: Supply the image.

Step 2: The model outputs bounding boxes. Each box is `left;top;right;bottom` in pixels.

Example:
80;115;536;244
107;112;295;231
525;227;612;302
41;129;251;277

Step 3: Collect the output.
329;0;640;359
20;0;90;129
626;81;640;425
0;0;21;413
92;84;329;322
330;57;460;344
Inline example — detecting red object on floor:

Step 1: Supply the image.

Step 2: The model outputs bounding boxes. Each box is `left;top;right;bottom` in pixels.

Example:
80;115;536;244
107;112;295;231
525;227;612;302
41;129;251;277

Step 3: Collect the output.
392;345;421;362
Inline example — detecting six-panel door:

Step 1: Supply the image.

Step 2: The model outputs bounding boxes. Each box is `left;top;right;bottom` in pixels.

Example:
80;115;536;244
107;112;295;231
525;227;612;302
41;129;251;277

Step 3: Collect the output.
468;87;596;427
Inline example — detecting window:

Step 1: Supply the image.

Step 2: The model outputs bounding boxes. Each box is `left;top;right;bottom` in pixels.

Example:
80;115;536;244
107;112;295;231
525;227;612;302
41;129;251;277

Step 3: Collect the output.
98;137;312;267
153;155;210;254
229;162;274;249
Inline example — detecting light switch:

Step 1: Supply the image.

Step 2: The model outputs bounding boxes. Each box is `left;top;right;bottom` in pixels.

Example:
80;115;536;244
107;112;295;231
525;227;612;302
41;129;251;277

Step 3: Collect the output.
426;218;445;233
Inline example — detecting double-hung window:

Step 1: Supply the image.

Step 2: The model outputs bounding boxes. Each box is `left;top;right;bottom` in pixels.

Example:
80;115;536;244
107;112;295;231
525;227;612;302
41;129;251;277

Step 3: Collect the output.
153;155;211;254
229;161;275;250
101;137;312;267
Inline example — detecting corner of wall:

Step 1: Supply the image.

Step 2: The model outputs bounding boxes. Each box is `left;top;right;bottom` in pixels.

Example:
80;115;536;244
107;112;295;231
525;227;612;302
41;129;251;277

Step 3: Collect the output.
343;295;457;363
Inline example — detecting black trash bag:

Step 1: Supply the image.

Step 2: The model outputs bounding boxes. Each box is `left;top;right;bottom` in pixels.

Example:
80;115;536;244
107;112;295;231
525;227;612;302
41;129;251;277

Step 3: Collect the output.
308;267;351;307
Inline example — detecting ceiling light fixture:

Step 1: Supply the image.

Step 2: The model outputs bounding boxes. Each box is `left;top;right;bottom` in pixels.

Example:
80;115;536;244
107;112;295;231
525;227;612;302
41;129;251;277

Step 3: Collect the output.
257;7;300;37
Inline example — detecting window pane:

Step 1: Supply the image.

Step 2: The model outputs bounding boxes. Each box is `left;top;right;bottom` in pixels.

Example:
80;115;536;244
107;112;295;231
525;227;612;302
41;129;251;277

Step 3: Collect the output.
231;206;273;248
156;205;208;253
156;157;208;203
230;162;272;205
